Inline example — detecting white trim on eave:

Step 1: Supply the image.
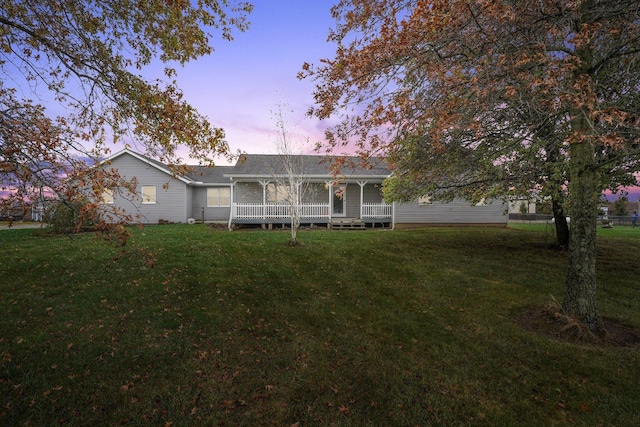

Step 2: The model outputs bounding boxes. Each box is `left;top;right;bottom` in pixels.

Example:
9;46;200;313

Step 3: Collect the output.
100;149;194;184
189;182;233;187
224;174;391;181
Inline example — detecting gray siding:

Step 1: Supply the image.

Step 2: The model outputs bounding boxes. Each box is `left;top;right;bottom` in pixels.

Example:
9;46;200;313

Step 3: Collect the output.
191;186;231;222
363;183;384;203
304;183;329;203
234;182;330;204
185;187;193;220
395;199;508;226
234;182;263;203
104;154;188;224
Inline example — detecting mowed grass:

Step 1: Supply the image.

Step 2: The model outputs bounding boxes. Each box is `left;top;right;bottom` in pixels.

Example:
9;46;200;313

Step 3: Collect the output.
1;224;639;426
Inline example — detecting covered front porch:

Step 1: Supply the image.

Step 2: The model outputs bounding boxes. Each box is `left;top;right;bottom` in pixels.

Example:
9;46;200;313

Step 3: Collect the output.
228;180;393;228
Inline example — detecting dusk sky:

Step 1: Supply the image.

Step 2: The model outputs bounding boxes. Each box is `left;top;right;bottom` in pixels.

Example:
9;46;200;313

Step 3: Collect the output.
166;1;639;201
167;0;338;163
7;1;637;201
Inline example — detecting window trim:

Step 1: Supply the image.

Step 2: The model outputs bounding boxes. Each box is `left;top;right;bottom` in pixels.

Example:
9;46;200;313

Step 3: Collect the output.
141;185;157;204
266;182;295;204
102;188;114;205
417;195;433;206
207;187;231;207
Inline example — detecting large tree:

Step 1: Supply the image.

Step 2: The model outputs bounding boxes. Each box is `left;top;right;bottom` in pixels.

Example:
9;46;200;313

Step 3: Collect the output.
1;0;251;228
303;0;640;330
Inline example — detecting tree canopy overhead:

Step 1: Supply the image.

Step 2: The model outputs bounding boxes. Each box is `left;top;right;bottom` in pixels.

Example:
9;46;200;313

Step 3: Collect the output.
303;0;640;330
1;0;251;223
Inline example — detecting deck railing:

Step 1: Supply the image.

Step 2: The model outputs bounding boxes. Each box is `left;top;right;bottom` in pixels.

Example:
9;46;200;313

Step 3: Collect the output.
361;203;393;218
233;203;330;219
233;202;393;220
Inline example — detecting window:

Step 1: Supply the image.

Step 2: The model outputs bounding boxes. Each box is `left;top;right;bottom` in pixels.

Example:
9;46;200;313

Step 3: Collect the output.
141;186;156;204
266;183;293;203
207;187;230;207
102;189;114;204
417;195;433;206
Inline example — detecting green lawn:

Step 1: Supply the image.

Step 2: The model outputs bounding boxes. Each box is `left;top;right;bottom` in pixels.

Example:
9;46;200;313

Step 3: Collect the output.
1;225;639;426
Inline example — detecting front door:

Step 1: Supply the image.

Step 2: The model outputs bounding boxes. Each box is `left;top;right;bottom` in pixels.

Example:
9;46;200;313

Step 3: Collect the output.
332;184;346;217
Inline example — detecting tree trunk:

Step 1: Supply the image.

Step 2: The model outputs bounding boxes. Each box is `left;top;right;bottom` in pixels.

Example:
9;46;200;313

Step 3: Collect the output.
562;0;603;331
289;201;300;246
552;198;569;248
290;218;298;245
538;114;569;248
563;139;603;330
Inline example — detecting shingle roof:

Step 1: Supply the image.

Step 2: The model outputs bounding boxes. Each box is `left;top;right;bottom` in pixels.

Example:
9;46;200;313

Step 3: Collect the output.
106;149;390;185
228;154;390;178
184;165;235;184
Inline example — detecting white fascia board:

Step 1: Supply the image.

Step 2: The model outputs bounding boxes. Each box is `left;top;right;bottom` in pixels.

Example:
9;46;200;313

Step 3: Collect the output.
335;174;391;180
223;174;390;181
189;182;232;187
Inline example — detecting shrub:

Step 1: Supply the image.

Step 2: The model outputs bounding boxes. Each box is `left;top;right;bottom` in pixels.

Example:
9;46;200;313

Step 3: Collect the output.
44;199;97;234
613;196;629;216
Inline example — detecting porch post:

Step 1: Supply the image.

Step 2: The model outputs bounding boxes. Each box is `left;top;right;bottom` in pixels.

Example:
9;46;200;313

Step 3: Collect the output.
295;181;302;219
227;180;236;231
357;181;367;219
392;201;396;230
325;181;333;220
259;180;269;220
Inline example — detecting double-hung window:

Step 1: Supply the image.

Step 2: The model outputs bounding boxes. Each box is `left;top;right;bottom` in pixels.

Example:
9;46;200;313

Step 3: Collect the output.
207;188;230;207
102;189;114;204
417;195;433;206
141;186;156;204
266;183;293;203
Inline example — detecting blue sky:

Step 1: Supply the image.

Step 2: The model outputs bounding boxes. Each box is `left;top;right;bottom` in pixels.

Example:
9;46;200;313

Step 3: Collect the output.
169;1;338;162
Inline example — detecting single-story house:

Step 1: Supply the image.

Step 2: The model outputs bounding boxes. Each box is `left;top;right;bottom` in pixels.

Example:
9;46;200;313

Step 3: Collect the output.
99;149;507;228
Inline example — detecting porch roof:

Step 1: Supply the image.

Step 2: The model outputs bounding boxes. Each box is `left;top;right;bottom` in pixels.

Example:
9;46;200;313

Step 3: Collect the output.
223;154;390;180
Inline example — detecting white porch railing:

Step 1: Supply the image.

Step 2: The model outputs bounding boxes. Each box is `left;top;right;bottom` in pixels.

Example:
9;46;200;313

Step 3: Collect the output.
233;202;393;220
361;203;393;218
233;203;330;219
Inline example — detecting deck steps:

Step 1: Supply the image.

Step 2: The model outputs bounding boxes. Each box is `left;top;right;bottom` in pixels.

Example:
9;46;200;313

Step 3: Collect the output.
330;218;366;230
